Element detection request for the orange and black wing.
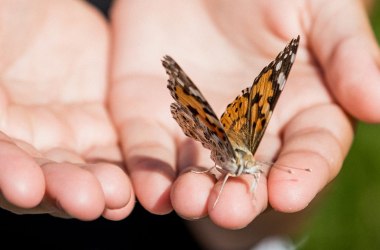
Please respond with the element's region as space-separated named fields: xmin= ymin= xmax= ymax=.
xmin=221 ymin=36 xmax=300 ymax=154
xmin=163 ymin=56 xmax=236 ymax=170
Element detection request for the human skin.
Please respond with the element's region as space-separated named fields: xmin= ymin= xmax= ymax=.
xmin=0 ymin=0 xmax=133 ymax=220
xmin=110 ymin=0 xmax=379 ymax=229
xmin=0 ymin=0 xmax=379 ymax=231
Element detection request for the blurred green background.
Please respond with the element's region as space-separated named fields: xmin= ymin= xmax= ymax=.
xmin=300 ymin=3 xmax=380 ymax=249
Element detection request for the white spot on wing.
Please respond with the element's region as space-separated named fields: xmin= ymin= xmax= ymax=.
xmin=177 ymin=78 xmax=186 ymax=87
xmin=275 ymin=60 xmax=282 ymax=71
xmin=290 ymin=52 xmax=295 ymax=63
xmin=278 ymin=72 xmax=286 ymax=90
xmin=189 ymin=87 xmax=202 ymax=97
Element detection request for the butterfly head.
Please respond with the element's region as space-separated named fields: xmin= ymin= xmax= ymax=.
xmin=232 ymin=147 xmax=261 ymax=176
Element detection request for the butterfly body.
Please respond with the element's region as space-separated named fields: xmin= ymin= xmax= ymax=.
xmin=163 ymin=36 xmax=300 ymax=207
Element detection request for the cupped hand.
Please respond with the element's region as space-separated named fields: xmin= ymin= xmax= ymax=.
xmin=109 ymin=0 xmax=379 ymax=228
xmin=0 ymin=0 xmax=134 ymax=220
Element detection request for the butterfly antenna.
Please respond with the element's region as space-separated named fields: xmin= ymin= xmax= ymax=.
xmin=258 ymin=161 xmax=312 ymax=174
xmin=212 ymin=173 xmax=231 ymax=209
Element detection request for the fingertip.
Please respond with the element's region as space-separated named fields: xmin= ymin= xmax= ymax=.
xmin=334 ymin=52 xmax=380 ymax=122
xmin=272 ymin=106 xmax=349 ymax=212
xmin=268 ymin=180 xmax=312 ymax=213
xmin=340 ymin=80 xmax=380 ymax=122
xmin=309 ymin=0 xmax=380 ymax=122
xmin=171 ymin=171 xmax=214 ymax=219
xmin=122 ymin=119 xmax=177 ymax=215
xmin=325 ymin=35 xmax=380 ymax=122
xmin=131 ymin=172 xmax=173 ymax=215
xmin=102 ymin=192 xmax=136 ymax=221
xmin=0 ymin=145 xmax=45 ymax=208
xmin=268 ymin=152 xmax=327 ymax=213
xmin=43 ymin=163 xmax=105 ymax=221
xmin=83 ymin=163 xmax=132 ymax=209
xmin=209 ymin=176 xmax=267 ymax=229
xmin=1 ymin=166 xmax=45 ymax=208
xmin=128 ymin=155 xmax=175 ymax=215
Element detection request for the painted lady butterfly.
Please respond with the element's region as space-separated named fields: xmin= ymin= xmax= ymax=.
xmin=163 ymin=36 xmax=300 ymax=207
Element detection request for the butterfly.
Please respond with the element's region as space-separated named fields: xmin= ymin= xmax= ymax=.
xmin=163 ymin=36 xmax=300 ymax=208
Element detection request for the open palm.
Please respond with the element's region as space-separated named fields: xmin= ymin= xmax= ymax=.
xmin=0 ymin=0 xmax=133 ymax=220
xmin=110 ymin=0 xmax=379 ymax=229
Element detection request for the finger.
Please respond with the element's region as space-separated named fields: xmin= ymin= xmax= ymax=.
xmin=0 ymin=135 xmax=45 ymax=208
xmin=171 ymin=171 xmax=214 ymax=220
xmin=208 ymin=174 xmax=269 ymax=229
xmin=110 ymin=74 xmax=177 ymax=215
xmin=268 ymin=104 xmax=354 ymax=212
xmin=102 ymin=192 xmax=135 ymax=221
xmin=82 ymin=163 xmax=134 ymax=220
xmin=309 ymin=0 xmax=380 ymax=122
xmin=120 ymin=118 xmax=177 ymax=215
xmin=170 ymin=139 xmax=215 ymax=220
xmin=44 ymin=146 xmax=133 ymax=219
xmin=82 ymin=163 xmax=131 ymax=209
xmin=171 ymin=139 xmax=268 ymax=229
xmin=41 ymin=162 xmax=106 ymax=221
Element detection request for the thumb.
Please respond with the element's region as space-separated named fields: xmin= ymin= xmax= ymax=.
xmin=309 ymin=0 xmax=380 ymax=122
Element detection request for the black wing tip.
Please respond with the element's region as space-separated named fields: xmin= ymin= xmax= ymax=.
xmin=162 ymin=55 xmax=183 ymax=76
xmin=291 ymin=35 xmax=300 ymax=44
xmin=270 ymin=35 xmax=300 ymax=64
xmin=162 ymin=55 xmax=173 ymax=68
xmin=162 ymin=55 xmax=176 ymax=90
xmin=162 ymin=54 xmax=173 ymax=62
xmin=288 ymin=35 xmax=300 ymax=53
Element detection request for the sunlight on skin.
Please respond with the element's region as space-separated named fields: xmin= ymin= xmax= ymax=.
xmin=0 ymin=0 xmax=134 ymax=220
xmin=110 ymin=0 xmax=379 ymax=230
xmin=0 ymin=0 xmax=379 ymax=235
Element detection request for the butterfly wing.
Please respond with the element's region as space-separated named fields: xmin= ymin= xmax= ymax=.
xmin=221 ymin=36 xmax=300 ymax=154
xmin=163 ymin=56 xmax=237 ymax=171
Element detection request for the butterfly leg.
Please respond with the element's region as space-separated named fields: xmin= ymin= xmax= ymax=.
xmin=190 ymin=163 xmax=216 ymax=174
xmin=249 ymin=170 xmax=264 ymax=203
xmin=212 ymin=173 xmax=231 ymax=209
xmin=250 ymin=171 xmax=261 ymax=193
